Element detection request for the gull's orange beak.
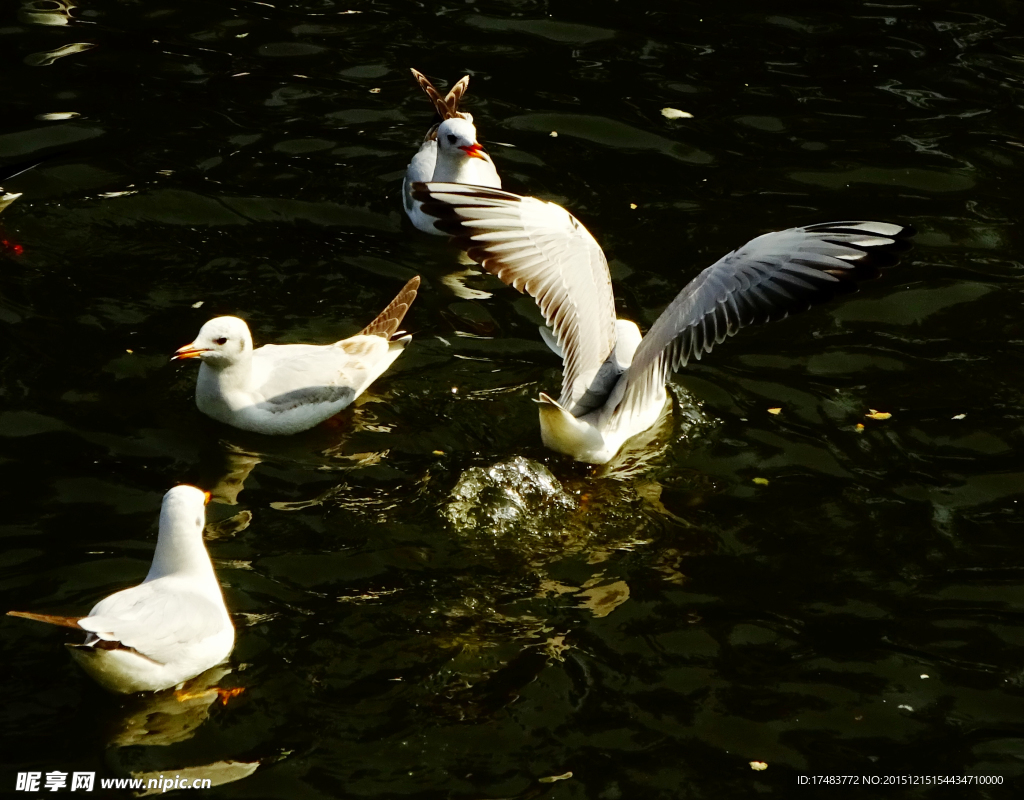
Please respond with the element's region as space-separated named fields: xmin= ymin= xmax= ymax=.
xmin=172 ymin=342 xmax=207 ymax=361
xmin=203 ymin=491 xmax=212 ymax=505
xmin=458 ymin=143 xmax=486 ymax=159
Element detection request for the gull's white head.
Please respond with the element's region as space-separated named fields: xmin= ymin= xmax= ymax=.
xmin=173 ymin=316 xmax=254 ymax=367
xmin=436 ymin=117 xmax=486 ymax=160
xmin=150 ymin=485 xmax=212 ymax=580
xmin=159 ymin=485 xmax=210 ymax=534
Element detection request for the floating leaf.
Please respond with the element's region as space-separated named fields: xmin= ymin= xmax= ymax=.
xmin=951 ymin=413 xmax=966 ymax=420
xmin=629 ymin=203 xmax=637 ymax=209
xmin=549 ymin=131 xmax=558 ymax=137
xmin=661 ymin=107 xmax=694 ymax=119
xmin=752 ymin=477 xmax=769 ymax=486
xmin=855 ymin=423 xmax=865 ymax=432
xmin=767 ymin=407 xmax=781 ymax=415
xmin=369 ymin=87 xmax=381 ymax=94
xmin=865 ymin=409 xmax=891 ymax=420
xmin=750 ymin=761 xmax=768 ymax=771
xmin=539 ymin=772 xmax=573 ymax=783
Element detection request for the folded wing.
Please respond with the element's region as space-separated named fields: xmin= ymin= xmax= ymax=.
xmin=413 ymin=182 xmax=618 ymax=414
xmin=80 ymin=582 xmax=226 ymax=666
xmin=616 ymin=221 xmax=913 ymax=422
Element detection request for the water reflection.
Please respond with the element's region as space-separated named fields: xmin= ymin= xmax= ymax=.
xmin=18 ymin=0 xmax=76 ymax=27
xmin=98 ymin=666 xmax=259 ymax=793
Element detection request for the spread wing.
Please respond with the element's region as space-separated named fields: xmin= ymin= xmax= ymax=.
xmin=80 ymin=581 xmax=227 ymax=666
xmin=358 ymin=276 xmax=420 ymax=338
xmin=614 ymin=221 xmax=914 ymax=422
xmin=410 ymin=68 xmax=471 ymax=121
xmin=413 ymin=182 xmax=617 ymax=415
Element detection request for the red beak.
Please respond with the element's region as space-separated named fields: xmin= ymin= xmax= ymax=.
xmin=458 ymin=143 xmax=486 ymax=159
xmin=172 ymin=342 xmax=207 ymax=360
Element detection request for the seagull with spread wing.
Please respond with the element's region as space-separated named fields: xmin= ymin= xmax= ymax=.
xmin=413 ymin=183 xmax=912 ymax=464
xmin=8 ymin=486 xmax=233 ymax=694
xmin=172 ymin=276 xmax=419 ymax=435
xmin=403 ymin=69 xmax=501 ymax=234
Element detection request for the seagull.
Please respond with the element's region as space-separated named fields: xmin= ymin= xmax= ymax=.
xmin=172 ymin=276 xmax=420 ymax=435
xmin=403 ymin=68 xmax=501 ymax=234
xmin=413 ymin=183 xmax=913 ymax=464
xmin=7 ymin=485 xmax=234 ymax=694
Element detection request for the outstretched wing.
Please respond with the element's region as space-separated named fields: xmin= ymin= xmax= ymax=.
xmin=81 ymin=581 xmax=227 ymax=666
xmin=615 ymin=221 xmax=913 ymax=422
xmin=410 ymin=68 xmax=471 ymax=121
xmin=413 ymin=182 xmax=617 ymax=415
xmin=358 ymin=276 xmax=421 ymax=338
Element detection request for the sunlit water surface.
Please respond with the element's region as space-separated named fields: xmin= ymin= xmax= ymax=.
xmin=3 ymin=0 xmax=1024 ymax=797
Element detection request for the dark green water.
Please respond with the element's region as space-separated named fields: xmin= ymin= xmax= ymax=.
xmin=3 ymin=0 xmax=1024 ymax=797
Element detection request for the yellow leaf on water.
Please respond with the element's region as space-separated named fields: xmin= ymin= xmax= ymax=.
xmin=865 ymin=409 xmax=892 ymax=420
xmin=855 ymin=423 xmax=865 ymax=432
xmin=767 ymin=407 xmax=781 ymax=415
xmin=750 ymin=761 xmax=768 ymax=771
xmin=661 ymin=107 xmax=694 ymax=119
xmin=630 ymin=203 xmax=638 ymax=209
xmin=550 ymin=131 xmax=558 ymax=137
xmin=951 ymin=413 xmax=966 ymax=420
xmin=539 ymin=772 xmax=573 ymax=783
xmin=752 ymin=477 xmax=769 ymax=486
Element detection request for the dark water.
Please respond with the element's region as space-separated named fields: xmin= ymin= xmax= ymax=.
xmin=3 ymin=0 xmax=1024 ymax=796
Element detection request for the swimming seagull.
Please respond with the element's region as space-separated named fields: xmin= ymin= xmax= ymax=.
xmin=172 ymin=276 xmax=420 ymax=435
xmin=403 ymin=68 xmax=501 ymax=234
xmin=7 ymin=485 xmax=234 ymax=694
xmin=413 ymin=183 xmax=913 ymax=464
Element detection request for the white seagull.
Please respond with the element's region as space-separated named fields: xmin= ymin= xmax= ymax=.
xmin=413 ymin=183 xmax=912 ymax=464
xmin=172 ymin=276 xmax=420 ymax=435
xmin=8 ymin=485 xmax=234 ymax=694
xmin=403 ymin=68 xmax=501 ymax=234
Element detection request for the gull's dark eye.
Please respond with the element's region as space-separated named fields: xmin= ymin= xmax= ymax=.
xmin=215 ymin=337 xmax=228 ymax=345
xmin=446 ymin=134 xmax=457 ymax=145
